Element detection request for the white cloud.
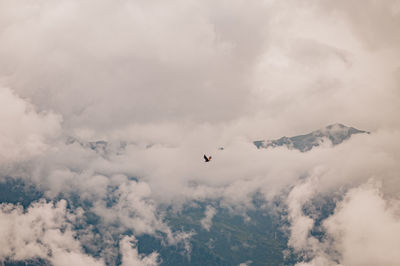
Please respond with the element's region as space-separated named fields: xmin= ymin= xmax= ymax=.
xmin=91 ymin=179 xmax=167 ymax=236
xmin=0 ymin=200 xmax=104 ymax=266
xmin=324 ymin=182 xmax=400 ymax=266
xmin=120 ymin=236 xmax=159 ymax=266
xmin=200 ymin=206 xmax=216 ymax=231
xmin=289 ymin=179 xmax=400 ymax=266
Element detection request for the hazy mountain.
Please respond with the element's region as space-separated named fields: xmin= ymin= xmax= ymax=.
xmin=1 ymin=124 xmax=370 ymax=266
xmin=66 ymin=136 xmax=127 ymax=157
xmin=67 ymin=124 xmax=368 ymax=157
xmin=254 ymin=123 xmax=369 ymax=152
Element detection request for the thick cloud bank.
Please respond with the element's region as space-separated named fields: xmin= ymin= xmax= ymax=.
xmin=0 ymin=87 xmax=60 ymax=163
xmin=0 ymin=0 xmax=400 ymax=265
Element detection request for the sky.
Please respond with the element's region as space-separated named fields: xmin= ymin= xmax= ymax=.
xmin=1 ymin=0 xmax=400 ymax=265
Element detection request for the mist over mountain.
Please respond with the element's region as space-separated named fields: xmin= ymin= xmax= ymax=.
xmin=0 ymin=124 xmax=374 ymax=266
xmin=1 ymin=1 xmax=400 ymax=266
xmin=67 ymin=123 xmax=368 ymax=157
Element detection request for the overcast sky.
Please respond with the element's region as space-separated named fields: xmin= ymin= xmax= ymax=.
xmin=1 ymin=1 xmax=400 ymax=265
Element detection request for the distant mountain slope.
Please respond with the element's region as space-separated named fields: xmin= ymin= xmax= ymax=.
xmin=254 ymin=123 xmax=369 ymax=152
xmin=66 ymin=137 xmax=127 ymax=158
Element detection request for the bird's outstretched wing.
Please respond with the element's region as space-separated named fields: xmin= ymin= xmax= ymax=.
xmin=203 ymin=154 xmax=209 ymax=162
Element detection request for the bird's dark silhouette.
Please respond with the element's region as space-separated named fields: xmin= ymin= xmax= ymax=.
xmin=203 ymin=154 xmax=212 ymax=162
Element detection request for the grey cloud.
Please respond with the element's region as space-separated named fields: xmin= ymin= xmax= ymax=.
xmin=314 ymin=0 xmax=400 ymax=50
xmin=0 ymin=0 xmax=273 ymax=132
xmin=0 ymin=87 xmax=61 ymax=164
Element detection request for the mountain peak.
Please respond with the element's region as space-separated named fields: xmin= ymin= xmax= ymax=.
xmin=254 ymin=124 xmax=369 ymax=152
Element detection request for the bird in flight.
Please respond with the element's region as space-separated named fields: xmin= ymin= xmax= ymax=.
xmin=203 ymin=154 xmax=212 ymax=162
